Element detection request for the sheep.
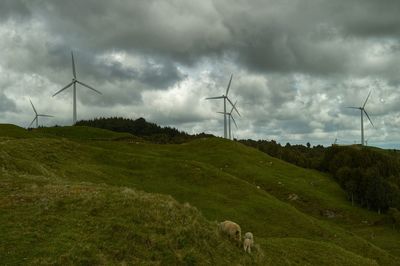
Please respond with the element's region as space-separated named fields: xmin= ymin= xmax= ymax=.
xmin=244 ymin=232 xmax=253 ymax=240
xmin=243 ymin=232 xmax=254 ymax=253
xmin=218 ymin=220 xmax=241 ymax=246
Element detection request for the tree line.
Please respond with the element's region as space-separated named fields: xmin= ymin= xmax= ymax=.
xmin=320 ymin=145 xmax=400 ymax=214
xmin=239 ymin=139 xmax=400 ymax=216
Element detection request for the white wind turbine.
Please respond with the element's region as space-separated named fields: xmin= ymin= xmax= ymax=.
xmin=218 ymin=100 xmax=240 ymax=140
xmin=53 ymin=51 xmax=102 ymax=124
xmin=28 ymin=99 xmax=53 ymax=128
xmin=346 ymin=91 xmax=374 ymax=146
xmin=206 ymin=74 xmax=240 ymax=138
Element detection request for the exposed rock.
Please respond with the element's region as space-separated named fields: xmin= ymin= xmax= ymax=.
xmin=320 ymin=209 xmax=336 ymax=218
xmin=288 ymin=193 xmax=299 ymax=201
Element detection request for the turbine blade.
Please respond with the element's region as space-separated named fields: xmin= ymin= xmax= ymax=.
xmin=345 ymin=106 xmax=360 ymax=109
xmin=231 ymin=115 xmax=238 ymax=129
xmin=217 ymin=111 xmax=226 ymax=115
xmin=76 ymin=80 xmax=102 ymax=94
xmin=29 ymin=99 xmax=37 ymax=115
xmin=53 ymin=81 xmax=74 ymax=97
xmin=72 ymin=51 xmax=76 ymax=79
xmin=364 ymin=110 xmax=374 ymax=127
xmin=28 ymin=117 xmax=36 ymax=128
xmin=225 ymin=74 xmax=233 ymax=96
xmin=227 ymin=97 xmax=240 ymax=116
xmin=229 ymin=100 xmax=237 ymax=114
xmin=205 ymin=96 xmax=224 ymax=100
xmin=363 ymin=90 xmax=371 ymax=108
xmin=38 ymin=114 xmax=54 ymax=117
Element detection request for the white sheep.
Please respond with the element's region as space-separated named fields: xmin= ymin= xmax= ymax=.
xmin=243 ymin=232 xmax=254 ymax=253
xmin=219 ymin=220 xmax=241 ymax=245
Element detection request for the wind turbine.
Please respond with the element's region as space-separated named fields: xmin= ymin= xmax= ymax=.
xmin=346 ymin=91 xmax=374 ymax=146
xmin=53 ymin=51 xmax=102 ymax=124
xmin=28 ymin=99 xmax=53 ymax=128
xmin=206 ymin=74 xmax=239 ymax=138
xmin=218 ymin=100 xmax=240 ymax=140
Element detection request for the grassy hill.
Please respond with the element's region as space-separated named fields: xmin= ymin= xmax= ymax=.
xmin=240 ymin=139 xmax=400 ymax=214
xmin=37 ymin=126 xmax=140 ymax=141
xmin=1 ymin=125 xmax=399 ymax=265
xmin=1 ymin=181 xmax=262 ymax=265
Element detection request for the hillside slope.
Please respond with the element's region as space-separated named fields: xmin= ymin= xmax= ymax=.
xmin=1 ymin=179 xmax=263 ymax=265
xmin=1 ymin=125 xmax=399 ymax=265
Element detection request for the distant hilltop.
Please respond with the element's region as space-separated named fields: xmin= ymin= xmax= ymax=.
xmin=75 ymin=117 xmax=214 ymax=144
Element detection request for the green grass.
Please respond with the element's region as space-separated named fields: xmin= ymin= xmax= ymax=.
xmin=1 ymin=124 xmax=399 ymax=265
xmin=0 ymin=180 xmax=261 ymax=265
xmin=37 ymin=126 xmax=140 ymax=141
xmin=0 ymin=124 xmax=36 ymax=139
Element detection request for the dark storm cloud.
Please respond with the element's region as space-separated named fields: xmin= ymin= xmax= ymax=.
xmin=6 ymin=0 xmax=400 ymax=77
xmin=12 ymin=0 xmax=395 ymax=78
xmin=138 ymin=59 xmax=186 ymax=89
xmin=31 ymin=1 xmax=230 ymax=64
xmin=329 ymin=0 xmax=400 ymax=37
xmin=0 ymin=0 xmax=31 ymax=21
xmin=215 ymin=0 xmax=400 ymax=75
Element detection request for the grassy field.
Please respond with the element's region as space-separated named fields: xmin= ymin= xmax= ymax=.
xmin=1 ymin=124 xmax=399 ymax=265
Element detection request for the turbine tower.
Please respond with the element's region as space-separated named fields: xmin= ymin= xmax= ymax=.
xmin=218 ymin=100 xmax=240 ymax=140
xmin=53 ymin=51 xmax=102 ymax=124
xmin=346 ymin=91 xmax=374 ymax=146
xmin=206 ymin=74 xmax=239 ymax=138
xmin=28 ymin=99 xmax=53 ymax=128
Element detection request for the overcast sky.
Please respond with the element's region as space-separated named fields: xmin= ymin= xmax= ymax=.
xmin=1 ymin=0 xmax=400 ymax=147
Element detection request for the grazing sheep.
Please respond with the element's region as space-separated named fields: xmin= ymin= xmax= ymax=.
xmin=244 ymin=232 xmax=253 ymax=239
xmin=219 ymin=220 xmax=241 ymax=245
xmin=243 ymin=232 xmax=254 ymax=253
